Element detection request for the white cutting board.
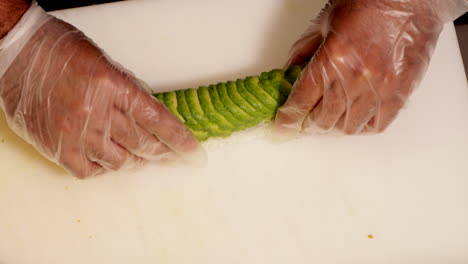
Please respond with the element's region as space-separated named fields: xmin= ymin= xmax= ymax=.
xmin=1 ymin=1 xmax=468 ymax=263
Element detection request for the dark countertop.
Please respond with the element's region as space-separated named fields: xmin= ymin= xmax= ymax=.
xmin=456 ymin=25 xmax=468 ymax=79
xmin=455 ymin=13 xmax=468 ymax=79
xmin=37 ymin=0 xmax=124 ymax=11
xmin=455 ymin=13 xmax=468 ymax=25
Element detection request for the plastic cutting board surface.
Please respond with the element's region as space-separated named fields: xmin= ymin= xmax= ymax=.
xmin=1 ymin=0 xmax=468 ymax=263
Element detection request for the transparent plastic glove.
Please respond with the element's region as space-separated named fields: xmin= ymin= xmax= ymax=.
xmin=0 ymin=2 xmax=203 ymax=178
xmin=275 ymin=0 xmax=468 ymax=136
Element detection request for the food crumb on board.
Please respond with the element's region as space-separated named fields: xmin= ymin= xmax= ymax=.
xmin=368 ymin=234 xmax=374 ymax=239
xmin=1 ymin=138 xmax=4 ymax=143
xmin=88 ymin=235 xmax=93 ymax=239
xmin=76 ymin=219 xmax=81 ymax=223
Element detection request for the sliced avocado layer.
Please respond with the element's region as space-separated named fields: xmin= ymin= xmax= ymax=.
xmin=153 ymin=65 xmax=304 ymax=141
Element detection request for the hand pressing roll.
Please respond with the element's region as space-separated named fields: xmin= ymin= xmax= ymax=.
xmin=275 ymin=0 xmax=468 ymax=135
xmin=0 ymin=2 xmax=203 ymax=178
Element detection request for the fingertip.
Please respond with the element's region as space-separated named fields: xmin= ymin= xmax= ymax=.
xmin=274 ymin=80 xmax=316 ymax=136
xmin=161 ymin=124 xmax=203 ymax=154
xmin=158 ymin=128 xmax=207 ymax=167
xmin=302 ymin=117 xmax=328 ymax=135
xmin=178 ymin=143 xmax=207 ymax=168
xmin=301 ymin=111 xmax=319 ymax=134
xmin=302 ymin=110 xmax=348 ymax=136
xmin=268 ymin=121 xmax=302 ymax=144
xmin=274 ymin=108 xmax=303 ymax=136
xmin=60 ymin=152 xmax=106 ymax=179
xmin=181 ymin=133 xmax=203 ymax=153
xmin=71 ymin=164 xmax=105 ymax=180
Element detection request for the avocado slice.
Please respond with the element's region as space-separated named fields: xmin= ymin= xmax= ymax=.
xmin=215 ymin=83 xmax=256 ymax=124
xmin=207 ymin=85 xmax=246 ymax=129
xmin=152 ymin=64 xmax=306 ymax=142
xmin=235 ymin=79 xmax=271 ymax=116
xmin=184 ymin=89 xmax=231 ymax=137
xmin=259 ymin=71 xmax=282 ymax=102
xmin=225 ymin=80 xmax=262 ymax=118
xmin=197 ymin=86 xmax=234 ymax=130
xmin=162 ymin=91 xmax=185 ymax=122
xmin=244 ymin=76 xmax=277 ymax=110
xmin=174 ymin=90 xmax=209 ymax=141
xmin=285 ymin=65 xmax=303 ymax=84
xmin=155 ymin=93 xmax=165 ymax=102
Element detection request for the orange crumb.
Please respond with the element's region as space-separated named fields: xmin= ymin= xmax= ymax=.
xmin=368 ymin=234 xmax=374 ymax=239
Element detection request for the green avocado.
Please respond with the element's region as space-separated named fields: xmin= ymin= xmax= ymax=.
xmin=235 ymin=79 xmax=271 ymax=115
xmin=155 ymin=93 xmax=165 ymax=102
xmin=225 ymin=81 xmax=261 ymax=119
xmin=153 ymin=65 xmax=304 ymax=141
xmin=197 ymin=86 xmax=234 ymax=130
xmin=259 ymin=70 xmax=282 ymax=102
xmin=216 ymin=83 xmax=256 ymax=124
xmin=207 ymin=85 xmax=244 ymax=128
xmin=244 ymin=76 xmax=277 ymax=111
xmin=163 ymin=91 xmax=185 ymax=122
xmin=185 ymin=89 xmax=230 ymax=137
xmin=175 ymin=90 xmax=209 ymax=141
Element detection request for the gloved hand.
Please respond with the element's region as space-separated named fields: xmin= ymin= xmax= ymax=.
xmin=0 ymin=2 xmax=203 ymax=178
xmin=275 ymin=0 xmax=468 ymax=135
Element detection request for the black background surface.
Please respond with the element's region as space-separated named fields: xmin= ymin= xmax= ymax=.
xmin=37 ymin=0 xmax=467 ymax=25
xmin=455 ymin=13 xmax=468 ymax=25
xmin=37 ymin=0 xmax=124 ymax=11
